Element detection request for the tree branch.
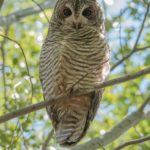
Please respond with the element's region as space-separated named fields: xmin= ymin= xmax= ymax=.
xmin=111 ymin=3 xmax=150 ymax=71
xmin=71 ymin=104 xmax=150 ymax=150
xmin=136 ymin=45 xmax=150 ymax=52
xmin=95 ymin=67 xmax=150 ymax=89
xmin=0 ymin=0 xmax=56 ymax=26
xmin=0 ymin=67 xmax=149 ymax=124
xmin=114 ymin=136 xmax=150 ymax=150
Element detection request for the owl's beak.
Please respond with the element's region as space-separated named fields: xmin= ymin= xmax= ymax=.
xmin=72 ymin=21 xmax=82 ymax=29
xmin=72 ymin=15 xmax=82 ymax=29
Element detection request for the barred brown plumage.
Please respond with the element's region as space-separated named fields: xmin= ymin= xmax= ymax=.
xmin=40 ymin=0 xmax=110 ymax=146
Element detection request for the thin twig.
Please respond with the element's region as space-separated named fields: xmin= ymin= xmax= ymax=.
xmin=118 ymin=9 xmax=127 ymax=72
xmin=42 ymin=129 xmax=54 ymax=150
xmin=8 ymin=120 xmax=20 ymax=150
xmin=0 ymin=26 xmax=9 ymax=107
xmin=20 ymin=123 xmax=29 ymax=150
xmin=32 ymin=0 xmax=50 ymax=23
xmin=113 ymin=7 xmax=129 ymax=23
xmin=0 ymin=67 xmax=150 ymax=124
xmin=114 ymin=136 xmax=150 ymax=150
xmin=111 ymin=3 xmax=150 ymax=71
xmin=136 ymin=45 xmax=150 ymax=51
xmin=0 ymin=34 xmax=34 ymax=103
xmin=8 ymin=120 xmax=29 ymax=150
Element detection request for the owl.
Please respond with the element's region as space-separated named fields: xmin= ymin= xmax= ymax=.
xmin=40 ymin=0 xmax=110 ymax=146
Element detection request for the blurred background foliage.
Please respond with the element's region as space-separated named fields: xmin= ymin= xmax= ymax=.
xmin=0 ymin=0 xmax=150 ymax=150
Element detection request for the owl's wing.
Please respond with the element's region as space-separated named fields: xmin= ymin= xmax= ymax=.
xmin=39 ymin=37 xmax=54 ymax=101
xmin=88 ymin=90 xmax=103 ymax=121
xmin=40 ymin=42 xmax=48 ymax=87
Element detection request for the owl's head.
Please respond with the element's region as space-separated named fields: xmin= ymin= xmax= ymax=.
xmin=51 ymin=0 xmax=104 ymax=29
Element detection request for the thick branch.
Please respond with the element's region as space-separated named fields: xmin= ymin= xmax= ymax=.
xmin=0 ymin=67 xmax=149 ymax=123
xmin=114 ymin=136 xmax=150 ymax=150
xmin=111 ymin=3 xmax=150 ymax=71
xmin=0 ymin=0 xmax=56 ymax=26
xmin=71 ymin=108 xmax=150 ymax=150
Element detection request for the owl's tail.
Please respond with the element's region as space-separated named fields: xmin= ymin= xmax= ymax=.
xmin=51 ymin=91 xmax=102 ymax=146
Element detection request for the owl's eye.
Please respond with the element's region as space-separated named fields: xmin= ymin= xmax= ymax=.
xmin=63 ymin=7 xmax=72 ymax=17
xmin=82 ymin=7 xmax=94 ymax=18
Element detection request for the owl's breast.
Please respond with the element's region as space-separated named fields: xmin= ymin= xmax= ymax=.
xmin=57 ymin=30 xmax=109 ymax=92
xmin=40 ymin=28 xmax=109 ymax=98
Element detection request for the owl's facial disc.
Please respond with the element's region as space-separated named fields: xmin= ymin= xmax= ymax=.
xmin=58 ymin=3 xmax=99 ymax=29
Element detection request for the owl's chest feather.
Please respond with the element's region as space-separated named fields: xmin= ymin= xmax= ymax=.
xmin=58 ymin=30 xmax=105 ymax=61
xmin=40 ymin=28 xmax=109 ymax=97
xmin=51 ymin=30 xmax=108 ymax=92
